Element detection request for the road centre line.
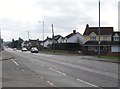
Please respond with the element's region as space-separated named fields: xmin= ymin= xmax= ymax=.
xmin=49 ymin=67 xmax=66 ymax=75
xmin=41 ymin=65 xmax=45 ymax=66
xmin=77 ymin=79 xmax=99 ymax=88
xmin=40 ymin=77 xmax=43 ymax=79
xmin=11 ymin=59 xmax=19 ymax=66
xmin=46 ymin=81 xmax=54 ymax=86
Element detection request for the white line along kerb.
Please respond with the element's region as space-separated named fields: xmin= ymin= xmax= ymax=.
xmin=77 ymin=79 xmax=99 ymax=87
xmin=11 ymin=59 xmax=19 ymax=66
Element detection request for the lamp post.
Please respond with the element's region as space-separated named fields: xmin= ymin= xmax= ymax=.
xmin=38 ymin=21 xmax=44 ymax=48
xmin=98 ymin=0 xmax=101 ymax=57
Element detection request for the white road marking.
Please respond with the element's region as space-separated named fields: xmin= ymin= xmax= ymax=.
xmin=41 ymin=65 xmax=45 ymax=67
xmin=40 ymin=77 xmax=43 ymax=79
xmin=21 ymin=69 xmax=24 ymax=71
xmin=49 ymin=68 xmax=66 ymax=75
xmin=77 ymin=79 xmax=99 ymax=87
xmin=46 ymin=81 xmax=54 ymax=86
xmin=11 ymin=59 xmax=19 ymax=66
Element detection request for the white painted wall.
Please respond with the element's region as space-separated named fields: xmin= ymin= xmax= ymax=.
xmin=111 ymin=46 xmax=120 ymax=52
xmin=44 ymin=40 xmax=52 ymax=48
xmin=67 ymin=33 xmax=84 ymax=44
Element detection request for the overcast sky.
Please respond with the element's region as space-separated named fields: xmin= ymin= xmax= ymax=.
xmin=0 ymin=0 xmax=119 ymax=41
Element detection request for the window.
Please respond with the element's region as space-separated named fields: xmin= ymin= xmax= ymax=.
xmin=113 ymin=33 xmax=120 ymax=41
xmin=103 ymin=36 xmax=107 ymax=41
xmin=114 ymin=37 xmax=119 ymax=41
xmin=90 ymin=36 xmax=96 ymax=41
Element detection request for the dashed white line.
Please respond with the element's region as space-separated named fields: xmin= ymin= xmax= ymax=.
xmin=77 ymin=79 xmax=99 ymax=87
xmin=46 ymin=81 xmax=54 ymax=86
xmin=21 ymin=69 xmax=24 ymax=71
xmin=11 ymin=59 xmax=19 ymax=66
xmin=49 ymin=67 xmax=66 ymax=75
xmin=40 ymin=77 xmax=43 ymax=79
xmin=41 ymin=65 xmax=45 ymax=67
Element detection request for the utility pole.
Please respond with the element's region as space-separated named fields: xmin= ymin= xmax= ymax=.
xmin=98 ymin=0 xmax=101 ymax=57
xmin=38 ymin=21 xmax=44 ymax=49
xmin=43 ymin=22 xmax=44 ymax=48
xmin=28 ymin=30 xmax=29 ymax=41
xmin=52 ymin=24 xmax=55 ymax=53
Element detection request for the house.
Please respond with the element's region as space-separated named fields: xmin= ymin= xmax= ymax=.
xmin=21 ymin=39 xmax=42 ymax=50
xmin=53 ymin=35 xmax=63 ymax=43
xmin=64 ymin=30 xmax=84 ymax=44
xmin=0 ymin=38 xmax=3 ymax=51
xmin=44 ymin=37 xmax=52 ymax=48
xmin=108 ymin=32 xmax=120 ymax=56
xmin=43 ymin=35 xmax=63 ymax=48
xmin=83 ymin=24 xmax=113 ymax=55
xmin=21 ymin=40 xmax=29 ymax=48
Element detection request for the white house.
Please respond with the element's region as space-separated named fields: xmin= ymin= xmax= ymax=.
xmin=64 ymin=30 xmax=84 ymax=44
xmin=111 ymin=32 xmax=120 ymax=53
xmin=44 ymin=37 xmax=52 ymax=48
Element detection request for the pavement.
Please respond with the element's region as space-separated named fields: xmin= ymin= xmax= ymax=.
xmin=0 ymin=51 xmax=14 ymax=61
xmin=81 ymin=56 xmax=120 ymax=64
xmin=39 ymin=51 xmax=120 ymax=64
xmin=1 ymin=50 xmax=119 ymax=64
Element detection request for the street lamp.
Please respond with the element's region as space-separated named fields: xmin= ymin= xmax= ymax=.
xmin=38 ymin=21 xmax=44 ymax=48
xmin=98 ymin=0 xmax=101 ymax=57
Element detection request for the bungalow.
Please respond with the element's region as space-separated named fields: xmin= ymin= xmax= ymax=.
xmin=83 ymin=24 xmax=113 ymax=55
xmin=44 ymin=35 xmax=63 ymax=48
xmin=64 ymin=30 xmax=84 ymax=44
xmin=44 ymin=37 xmax=52 ymax=48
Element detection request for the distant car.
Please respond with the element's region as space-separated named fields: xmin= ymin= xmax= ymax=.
xmin=31 ymin=47 xmax=38 ymax=53
xmin=21 ymin=47 xmax=27 ymax=52
xmin=13 ymin=48 xmax=17 ymax=51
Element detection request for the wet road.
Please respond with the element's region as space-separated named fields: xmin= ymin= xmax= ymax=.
xmin=2 ymin=49 xmax=118 ymax=88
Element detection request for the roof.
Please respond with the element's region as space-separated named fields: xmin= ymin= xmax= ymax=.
xmin=53 ymin=35 xmax=62 ymax=41
xmin=66 ymin=32 xmax=82 ymax=38
xmin=44 ymin=37 xmax=52 ymax=42
xmin=83 ymin=24 xmax=113 ymax=35
xmin=84 ymin=41 xmax=110 ymax=46
xmin=112 ymin=32 xmax=120 ymax=36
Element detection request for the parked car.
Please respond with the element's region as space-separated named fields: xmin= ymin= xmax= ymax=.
xmin=21 ymin=47 xmax=27 ymax=52
xmin=31 ymin=47 xmax=38 ymax=53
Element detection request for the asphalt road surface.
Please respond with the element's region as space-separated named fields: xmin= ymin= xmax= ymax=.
xmin=2 ymin=48 xmax=119 ymax=88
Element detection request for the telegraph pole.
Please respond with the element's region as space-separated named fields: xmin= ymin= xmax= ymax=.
xmin=98 ymin=0 xmax=101 ymax=57
xmin=52 ymin=24 xmax=55 ymax=53
xmin=28 ymin=30 xmax=29 ymax=41
xmin=38 ymin=21 xmax=44 ymax=48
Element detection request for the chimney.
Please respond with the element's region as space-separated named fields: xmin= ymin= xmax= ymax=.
xmin=73 ymin=30 xmax=76 ymax=34
xmin=86 ymin=24 xmax=89 ymax=28
xmin=47 ymin=36 xmax=49 ymax=39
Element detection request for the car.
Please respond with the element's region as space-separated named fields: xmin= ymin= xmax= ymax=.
xmin=13 ymin=48 xmax=17 ymax=51
xmin=21 ymin=47 xmax=27 ymax=52
xmin=31 ymin=47 xmax=38 ymax=53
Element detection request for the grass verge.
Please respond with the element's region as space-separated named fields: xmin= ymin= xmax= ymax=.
xmin=97 ymin=56 xmax=120 ymax=60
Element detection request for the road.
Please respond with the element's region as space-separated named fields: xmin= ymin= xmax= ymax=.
xmin=2 ymin=48 xmax=118 ymax=88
